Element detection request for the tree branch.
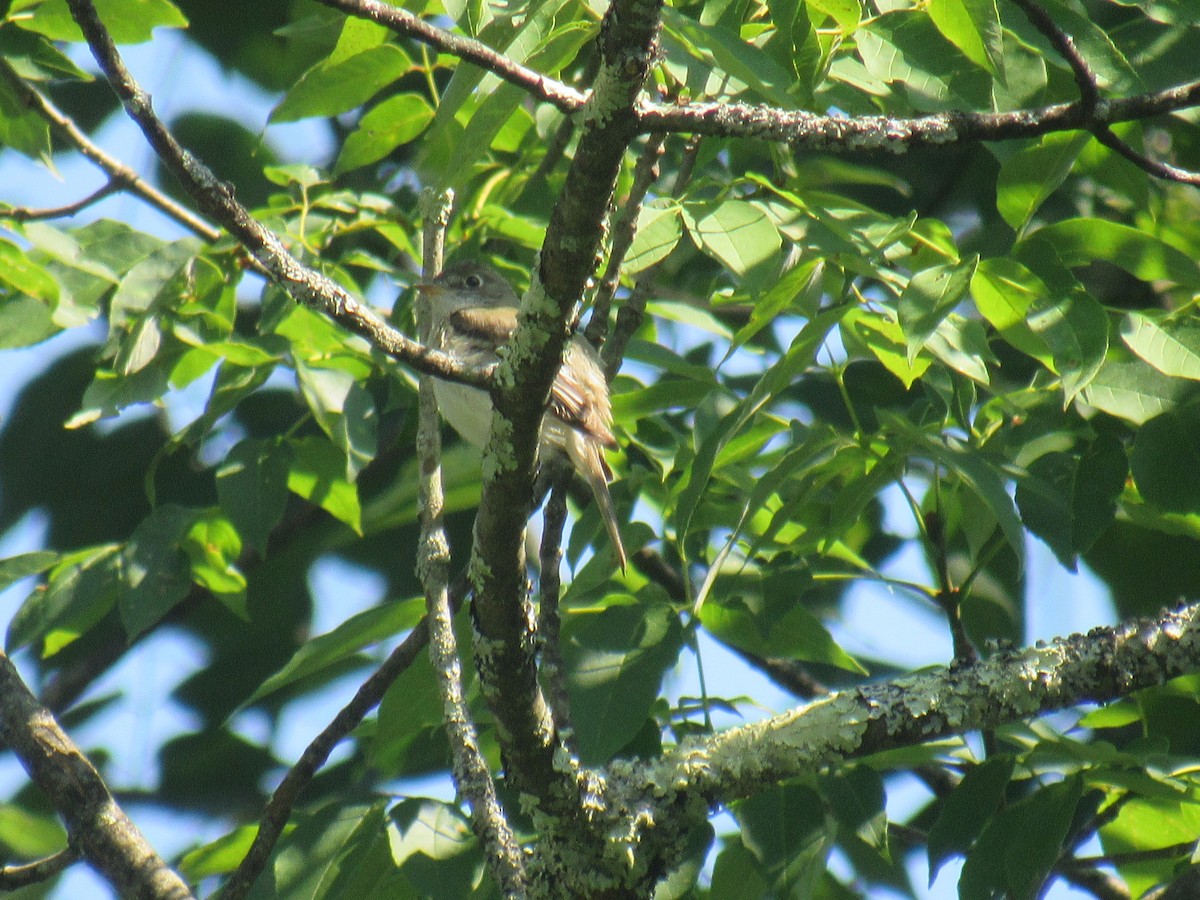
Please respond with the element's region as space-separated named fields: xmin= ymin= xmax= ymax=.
xmin=463 ymin=0 xmax=663 ymax=808
xmin=0 ymin=847 xmax=80 ymax=890
xmin=0 ymin=650 xmax=192 ymax=899
xmin=312 ymin=0 xmax=586 ymax=112
xmin=646 ymin=601 xmax=1200 ymax=803
xmin=636 ymin=79 xmax=1200 ymax=162
xmin=416 ymin=190 xmax=527 ymax=897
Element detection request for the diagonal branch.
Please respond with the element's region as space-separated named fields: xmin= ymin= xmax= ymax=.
xmin=0 ymin=649 xmax=192 ymax=900
xmin=62 ymin=0 xmax=492 ymax=392
xmin=312 ymin=0 xmax=586 ymax=112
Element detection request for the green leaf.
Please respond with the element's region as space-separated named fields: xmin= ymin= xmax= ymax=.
xmin=0 ymin=72 xmax=51 ymax=160
xmin=927 ymin=0 xmax=1002 ymax=74
xmin=0 ymin=236 xmax=59 ymax=302
xmin=181 ymin=511 xmax=246 ymax=613
xmin=179 ymin=825 xmax=266 ymax=881
xmin=1030 ymin=218 xmax=1200 ymax=287
xmin=662 ymin=7 xmax=799 ymax=108
xmin=897 ymin=257 xmax=978 ymax=359
xmin=6 ymin=546 xmax=119 ymax=654
xmin=972 ymin=257 xmax=1108 ymax=401
xmin=334 ymin=93 xmax=434 ymax=174
xmin=118 ymin=505 xmax=198 ymax=639
xmin=842 ymin=307 xmax=932 ymax=389
xmin=0 ymin=294 xmax=59 ymax=348
xmin=926 ymin=313 xmax=994 ymax=385
xmin=683 ymin=200 xmax=781 ymax=278
xmin=624 ymin=201 xmax=683 ymax=274
xmin=295 ymin=361 xmax=379 ymax=480
xmin=249 ymin=598 xmax=425 ymax=705
xmin=1016 ymin=433 xmax=1127 ymax=569
xmin=737 ymin=783 xmax=833 ymax=894
xmin=673 ymin=307 xmax=842 ymax=545
xmin=216 ymin=438 xmax=292 ymax=556
xmin=563 ymin=599 xmax=685 ymax=764
xmin=701 ymin=588 xmax=866 ymax=674
xmin=1081 ymin=356 xmax=1195 ymax=425
xmin=806 ymin=0 xmax=861 ymax=33
xmin=13 ymin=0 xmax=187 ymax=43
xmin=1132 ymin=407 xmax=1200 ymax=515
xmin=959 ymin=777 xmax=1083 ymax=900
xmin=270 ymin=43 xmax=413 ymax=123
xmin=928 ymin=756 xmax=1014 ymax=878
xmin=0 ymin=805 xmax=67 ymax=857
xmin=996 ymin=133 xmax=1090 ymax=232
xmin=0 ymin=551 xmax=58 ymax=592
xmin=287 ymin=436 xmax=363 ymax=534
xmin=709 ymin=841 xmax=770 ymax=900
xmin=1121 ymin=312 xmax=1200 ymax=381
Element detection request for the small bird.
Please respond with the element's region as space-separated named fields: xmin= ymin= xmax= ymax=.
xmin=416 ymin=261 xmax=627 ymax=571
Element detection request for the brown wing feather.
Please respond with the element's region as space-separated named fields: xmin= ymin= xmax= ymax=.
xmin=453 ymin=309 xmax=617 ymax=448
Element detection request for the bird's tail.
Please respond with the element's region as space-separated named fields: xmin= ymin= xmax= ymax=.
xmin=573 ymin=438 xmax=628 ymax=573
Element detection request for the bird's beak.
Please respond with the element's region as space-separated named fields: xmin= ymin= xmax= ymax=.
xmin=414 ymin=281 xmax=443 ymax=298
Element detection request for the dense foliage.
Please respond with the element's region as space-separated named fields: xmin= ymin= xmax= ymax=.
xmin=2 ymin=0 xmax=1200 ymax=897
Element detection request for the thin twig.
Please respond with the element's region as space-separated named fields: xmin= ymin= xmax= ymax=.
xmin=585 ymin=132 xmax=667 ymax=346
xmin=1 ymin=182 xmax=122 ymax=222
xmin=0 ymin=847 xmax=80 ymax=889
xmin=0 ymin=61 xmax=220 ymax=240
xmin=313 ymin=0 xmax=586 ymax=112
xmin=537 ymin=467 xmax=576 ymax=743
xmin=216 ymin=595 xmax=463 ymax=900
xmin=1008 ymin=0 xmax=1200 ymax=186
xmin=416 ymin=189 xmax=527 ymax=897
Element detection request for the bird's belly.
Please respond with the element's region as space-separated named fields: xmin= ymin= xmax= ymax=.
xmin=433 ymin=379 xmax=495 ymax=448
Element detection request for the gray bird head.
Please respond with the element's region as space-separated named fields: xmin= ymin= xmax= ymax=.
xmin=416 ymin=261 xmax=519 ymax=316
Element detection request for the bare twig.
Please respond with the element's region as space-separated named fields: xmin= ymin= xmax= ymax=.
xmin=0 ymin=61 xmax=219 ymax=240
xmin=0 ymin=847 xmax=80 ymax=890
xmin=1 ymin=182 xmax=122 ymax=222
xmin=536 ymin=466 xmax=576 ymax=742
xmin=0 ymin=650 xmax=192 ymax=899
xmin=585 ymin=132 xmax=667 ymax=346
xmin=313 ymin=0 xmax=586 ymax=113
xmin=416 ymin=190 xmax=527 ymax=897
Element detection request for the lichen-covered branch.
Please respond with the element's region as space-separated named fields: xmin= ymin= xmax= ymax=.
xmin=637 ymin=77 xmax=1200 ymax=182
xmin=0 ymin=650 xmax=192 ymax=900
xmin=464 ymin=0 xmax=664 ymax=808
xmin=644 ymin=601 xmax=1200 ymax=802
xmin=416 ymin=191 xmax=527 ymax=898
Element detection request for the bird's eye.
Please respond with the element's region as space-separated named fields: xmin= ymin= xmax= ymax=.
xmin=464 ymin=274 xmax=484 ymax=289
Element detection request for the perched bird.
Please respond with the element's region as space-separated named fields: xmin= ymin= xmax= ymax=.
xmin=416 ymin=261 xmax=627 ymax=571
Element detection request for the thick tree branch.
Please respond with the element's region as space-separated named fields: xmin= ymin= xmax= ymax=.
xmin=0 ymin=650 xmax=192 ymax=899
xmin=313 ymin=0 xmax=586 ymax=113
xmin=63 ymin=0 xmax=491 ymax=393
xmin=643 ymin=601 xmax=1200 ymax=803
xmin=416 ymin=191 xmax=527 ymax=897
xmin=463 ymin=0 xmax=663 ymax=808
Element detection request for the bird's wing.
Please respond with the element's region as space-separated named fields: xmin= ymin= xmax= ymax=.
xmin=451 ymin=308 xmax=617 ymax=449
